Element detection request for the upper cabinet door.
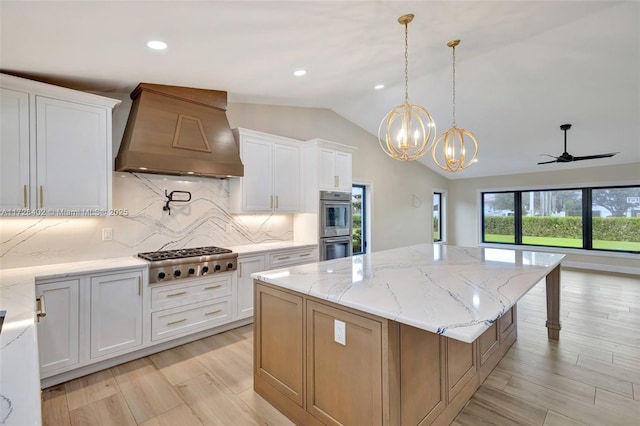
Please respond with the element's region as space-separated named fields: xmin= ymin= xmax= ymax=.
xmin=273 ymin=143 xmax=301 ymax=212
xmin=318 ymin=149 xmax=336 ymax=190
xmin=240 ymin=136 xmax=274 ymax=212
xmin=334 ymin=151 xmax=352 ymax=192
xmin=0 ymin=88 xmax=30 ymax=209
xmin=36 ymin=96 xmax=108 ymax=211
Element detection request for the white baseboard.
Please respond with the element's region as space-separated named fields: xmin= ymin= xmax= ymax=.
xmin=562 ymin=261 xmax=640 ymax=276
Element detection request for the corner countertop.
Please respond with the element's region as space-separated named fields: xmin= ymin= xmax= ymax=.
xmin=252 ymin=244 xmax=565 ymax=343
xmin=0 ymin=257 xmax=148 ymax=426
xmin=0 ymin=241 xmax=317 ymax=426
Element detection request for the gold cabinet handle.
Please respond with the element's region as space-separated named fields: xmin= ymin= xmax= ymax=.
xmin=275 ymin=195 xmax=279 ymax=209
xmin=39 ymin=185 xmax=43 ymax=208
xmin=238 ymin=263 xmax=242 ymax=277
xmin=167 ymin=318 xmax=187 ymax=325
xmin=270 ymin=195 xmax=273 ymax=209
xmin=36 ymin=295 xmax=47 ymax=322
xmin=277 ymin=256 xmax=290 ymax=260
xmin=204 ymin=285 xmax=222 ymax=290
xmin=334 ymin=176 xmax=338 ymax=188
xmin=166 ymin=291 xmax=187 ymax=298
xmin=138 ymin=276 xmax=142 ymax=296
xmin=204 ymin=309 xmax=222 ymax=316
xmin=23 ymin=185 xmax=27 ymax=208
xmin=299 ymin=253 xmax=311 ymax=257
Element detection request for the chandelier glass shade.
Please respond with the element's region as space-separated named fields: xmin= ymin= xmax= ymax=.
xmin=431 ymin=39 xmax=478 ymax=172
xmin=378 ymin=14 xmax=436 ymax=162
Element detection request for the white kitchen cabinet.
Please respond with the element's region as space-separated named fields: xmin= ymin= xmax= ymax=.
xmin=89 ymin=270 xmax=144 ymax=359
xmin=318 ymin=148 xmax=352 ymax=192
xmin=0 ymin=73 xmax=120 ymax=213
xmin=302 ymin=139 xmax=356 ymax=213
xmin=36 ymin=266 xmax=147 ymax=381
xmin=230 ymin=128 xmax=302 ymax=213
xmin=35 ymin=278 xmax=81 ymax=376
xmin=148 ymin=273 xmax=235 ymax=342
xmin=236 ymin=245 xmax=317 ymax=320
xmin=237 ymin=254 xmax=266 ymax=319
xmin=0 ymin=87 xmax=30 ymax=210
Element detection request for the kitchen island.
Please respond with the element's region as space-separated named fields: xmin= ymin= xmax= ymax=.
xmin=252 ymin=244 xmax=564 ymax=426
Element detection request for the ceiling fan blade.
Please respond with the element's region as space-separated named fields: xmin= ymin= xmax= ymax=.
xmin=537 ymin=159 xmax=558 ymax=165
xmin=540 ymin=154 xmax=558 ymax=158
xmin=572 ymin=152 xmax=619 ymax=161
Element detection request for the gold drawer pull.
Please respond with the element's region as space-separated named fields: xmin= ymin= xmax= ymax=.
xmin=204 ymin=309 xmax=222 ymax=316
xmin=36 ymin=296 xmax=47 ymax=322
xmin=204 ymin=285 xmax=222 ymax=290
xmin=275 ymin=195 xmax=279 ymax=209
xmin=299 ymin=253 xmax=311 ymax=257
xmin=166 ymin=291 xmax=187 ymax=298
xmin=23 ymin=185 xmax=27 ymax=208
xmin=277 ymin=256 xmax=290 ymax=260
xmin=39 ymin=185 xmax=44 ymax=208
xmin=167 ymin=318 xmax=187 ymax=325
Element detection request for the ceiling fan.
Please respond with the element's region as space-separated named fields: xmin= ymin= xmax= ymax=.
xmin=538 ymin=124 xmax=619 ymax=165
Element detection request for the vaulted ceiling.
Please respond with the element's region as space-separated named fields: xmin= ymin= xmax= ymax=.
xmin=1 ymin=1 xmax=638 ymax=179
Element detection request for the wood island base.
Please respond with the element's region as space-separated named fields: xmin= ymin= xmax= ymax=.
xmin=253 ymin=280 xmax=519 ymax=426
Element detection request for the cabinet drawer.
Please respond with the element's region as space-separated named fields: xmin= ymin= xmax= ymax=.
xmin=151 ymin=298 xmax=232 ymax=341
xmin=267 ymin=247 xmax=317 ymax=269
xmin=151 ymin=274 xmax=232 ymax=309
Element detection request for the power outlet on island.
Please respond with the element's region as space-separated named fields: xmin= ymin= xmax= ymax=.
xmin=334 ymin=319 xmax=346 ymax=345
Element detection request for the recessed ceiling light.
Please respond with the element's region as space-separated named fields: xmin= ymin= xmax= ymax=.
xmin=293 ymin=69 xmax=307 ymax=77
xmin=147 ymin=40 xmax=167 ymax=50
xmin=473 ymin=159 xmax=479 ymax=162
xmin=374 ymin=84 xmax=385 ymax=90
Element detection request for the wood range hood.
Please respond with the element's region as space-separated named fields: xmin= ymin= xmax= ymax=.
xmin=115 ymin=83 xmax=244 ymax=178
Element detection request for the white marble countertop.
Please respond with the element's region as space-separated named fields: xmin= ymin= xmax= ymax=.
xmin=228 ymin=240 xmax=317 ymax=255
xmin=0 ymin=241 xmax=316 ymax=426
xmin=253 ymin=244 xmax=565 ymax=343
xmin=0 ymin=257 xmax=149 ymax=426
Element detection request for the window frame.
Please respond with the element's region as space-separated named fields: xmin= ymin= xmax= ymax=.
xmin=433 ymin=189 xmax=447 ymax=243
xmin=352 ymin=184 xmax=367 ymax=255
xmin=480 ymin=183 xmax=640 ymax=254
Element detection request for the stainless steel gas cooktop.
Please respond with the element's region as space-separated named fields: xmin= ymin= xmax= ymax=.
xmin=138 ymin=246 xmax=237 ymax=283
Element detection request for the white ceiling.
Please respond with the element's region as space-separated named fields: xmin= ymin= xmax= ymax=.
xmin=1 ymin=1 xmax=638 ymax=179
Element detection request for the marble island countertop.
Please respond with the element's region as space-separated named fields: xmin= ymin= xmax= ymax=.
xmin=252 ymin=243 xmax=565 ymax=343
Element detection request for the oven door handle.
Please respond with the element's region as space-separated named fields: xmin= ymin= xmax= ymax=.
xmin=323 ymin=237 xmax=352 ymax=243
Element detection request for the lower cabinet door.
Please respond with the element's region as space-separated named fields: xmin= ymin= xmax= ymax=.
xmin=90 ymin=270 xmax=143 ymax=359
xmin=36 ymin=278 xmax=81 ymax=376
xmin=254 ymin=283 xmax=304 ymax=406
xmin=237 ymin=255 xmax=265 ymax=319
xmin=306 ymin=300 xmax=383 ymax=426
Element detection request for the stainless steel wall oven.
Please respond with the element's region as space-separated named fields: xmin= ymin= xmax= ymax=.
xmin=319 ymin=191 xmax=352 ymax=260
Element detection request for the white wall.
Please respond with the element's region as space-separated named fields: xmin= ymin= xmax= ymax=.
xmin=448 ymin=163 xmax=640 ymax=273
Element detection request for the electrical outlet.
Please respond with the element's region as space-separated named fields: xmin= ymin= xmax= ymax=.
xmin=102 ymin=228 xmax=113 ymax=241
xmin=334 ymin=319 xmax=346 ymax=345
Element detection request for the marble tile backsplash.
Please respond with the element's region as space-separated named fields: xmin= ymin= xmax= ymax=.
xmin=0 ymin=172 xmax=293 ymax=269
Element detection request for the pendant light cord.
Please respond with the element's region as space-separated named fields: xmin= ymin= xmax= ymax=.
xmin=404 ymin=23 xmax=409 ymax=104
xmin=404 ymin=22 xmax=409 ymax=104
xmin=451 ymin=44 xmax=456 ymax=128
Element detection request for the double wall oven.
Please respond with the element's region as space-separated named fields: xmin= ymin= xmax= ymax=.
xmin=319 ymin=190 xmax=352 ymax=261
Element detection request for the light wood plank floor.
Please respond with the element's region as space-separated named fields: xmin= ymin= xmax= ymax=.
xmin=42 ymin=269 xmax=640 ymax=425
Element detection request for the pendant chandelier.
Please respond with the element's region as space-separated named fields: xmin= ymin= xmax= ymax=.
xmin=431 ymin=40 xmax=478 ymax=172
xmin=378 ymin=14 xmax=436 ymax=161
